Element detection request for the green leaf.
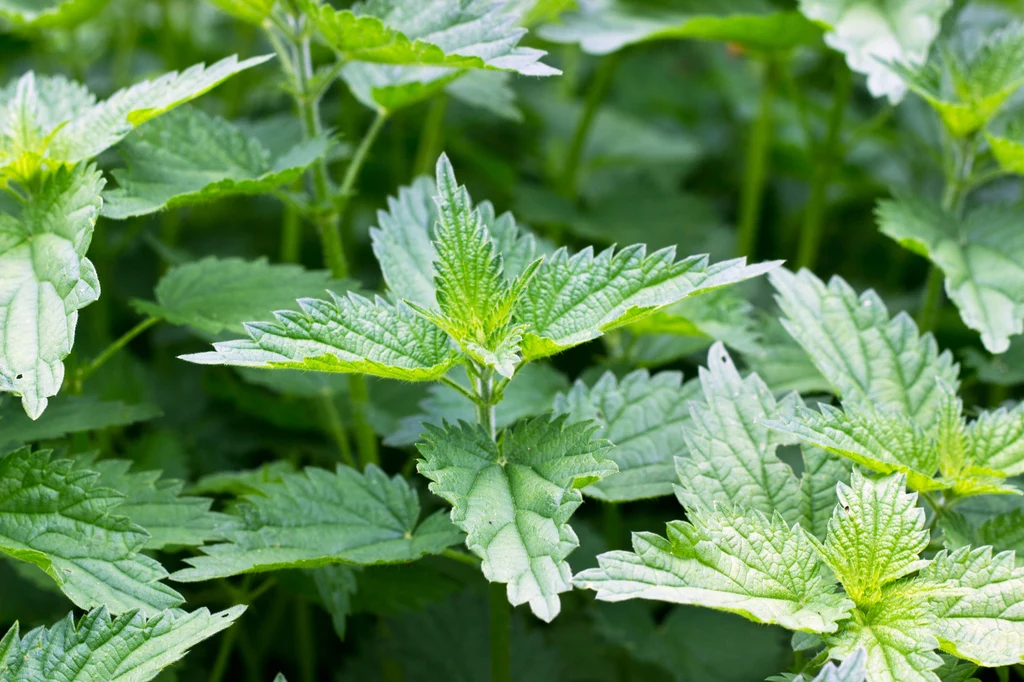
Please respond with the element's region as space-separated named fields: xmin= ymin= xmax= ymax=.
xmin=516 ymin=247 xmax=780 ymax=360
xmin=0 ymin=605 xmax=244 ymax=682
xmin=311 ymin=565 xmax=358 ymax=640
xmin=986 ymin=117 xmax=1024 ymax=176
xmin=0 ymin=448 xmax=184 ymax=615
xmin=74 ymin=455 xmax=226 ymax=550
xmin=341 ymin=64 xmax=462 ymax=114
xmin=575 ymin=505 xmax=853 ymax=632
xmin=0 ymin=164 xmax=103 ymax=419
xmin=918 ymin=546 xmax=1024 ymax=666
xmin=0 ymin=0 xmax=108 ymax=28
xmin=538 ymin=0 xmax=820 ymax=55
xmin=180 ymin=292 xmax=461 ymax=381
xmin=811 ymin=648 xmax=868 ymax=682
xmin=103 ymin=107 xmax=328 ymax=219
xmin=968 ymin=402 xmax=1024 ymax=475
xmin=446 ymin=71 xmax=523 ymax=121
xmin=504 ymin=0 xmax=576 ymax=27
xmin=820 ymin=471 xmax=929 ymax=606
xmin=413 ymin=154 xmax=538 ymax=377
xmin=0 ymin=56 xmax=272 ymax=181
xmin=877 ymin=197 xmax=1024 ymax=354
xmin=827 ymin=582 xmax=942 ymax=682
xmin=798 ymin=0 xmax=952 ymax=103
xmin=896 ymin=26 xmax=1024 ymax=137
xmin=770 ymin=268 xmax=960 ymax=428
xmin=204 ymin=0 xmax=275 ymax=24
xmin=133 ymin=256 xmax=350 ymax=337
xmin=0 ymin=395 xmax=160 ymax=448
xmin=417 ymin=415 xmax=616 ymax=621
xmin=172 ymin=464 xmax=462 ymax=582
xmin=553 ymin=368 xmax=698 ymax=502
xmin=307 ymin=0 xmax=557 ymax=75
xmin=674 ymin=342 xmax=804 ymax=521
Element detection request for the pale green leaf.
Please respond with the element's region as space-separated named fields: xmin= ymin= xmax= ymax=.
xmin=554 ymin=368 xmax=697 ymax=502
xmin=0 ymin=448 xmax=184 ymax=615
xmin=820 ymin=471 xmax=929 ymax=606
xmin=987 ymin=117 xmax=1024 ymax=176
xmin=538 ymin=0 xmax=820 ymax=55
xmin=205 ymin=0 xmax=275 ymax=24
xmin=798 ymin=0 xmax=952 ymax=103
xmin=575 ymin=506 xmax=853 ymax=632
xmin=0 ymin=395 xmax=160 ymax=448
xmin=417 ymin=415 xmax=616 ymax=621
xmin=308 ymin=0 xmax=557 ymax=75
xmin=967 ymin=402 xmax=1024 ymax=477
xmin=103 ymin=107 xmax=328 ymax=219
xmin=827 ymin=582 xmax=942 ymax=682
xmin=516 ymin=247 xmax=780 ymax=360
xmin=770 ymin=268 xmax=960 ymax=428
xmin=133 ymin=256 xmax=350 ymax=337
xmin=341 ymin=63 xmax=461 ymax=114
xmin=918 ymin=546 xmax=1024 ymax=666
xmin=799 ymin=447 xmax=853 ymax=542
xmin=173 ymin=464 xmax=462 ymax=582
xmin=812 ymin=648 xmax=868 ymax=682
xmin=180 ymin=292 xmax=461 ymax=381
xmin=897 ymin=26 xmax=1024 ymax=136
xmin=675 ymin=342 xmax=804 ymax=521
xmin=0 ymin=164 xmax=103 ymax=419
xmin=446 ymin=71 xmax=523 ymax=121
xmin=503 ymin=0 xmax=576 ymax=27
xmin=0 ymin=605 xmax=244 ymax=682
xmin=0 ymin=0 xmax=107 ymax=28
xmin=74 ymin=455 xmax=226 ymax=550
xmin=312 ymin=565 xmax=358 ymax=640
xmin=877 ymin=197 xmax=1024 ymax=354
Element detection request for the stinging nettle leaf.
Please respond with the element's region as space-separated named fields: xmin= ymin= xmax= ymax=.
xmin=877 ymin=196 xmax=1024 ymax=354
xmin=180 ymin=292 xmax=461 ymax=381
xmin=172 ymin=464 xmax=462 ymax=582
xmin=553 ymin=368 xmax=698 ymax=502
xmin=0 ymin=448 xmax=184 ymax=615
xmin=538 ymin=0 xmax=821 ymax=55
xmin=307 ymin=0 xmax=558 ymax=76
xmin=798 ymin=0 xmax=952 ymax=103
xmin=575 ymin=505 xmax=853 ymax=633
xmin=770 ymin=268 xmax=960 ymax=429
xmin=0 ymin=0 xmax=108 ymax=28
xmin=0 ymin=164 xmax=103 ymax=419
xmin=516 ymin=246 xmax=780 ymax=360
xmin=417 ymin=414 xmax=617 ymax=622
xmin=0 ymin=605 xmax=245 ymax=682
xmin=134 ymin=256 xmax=352 ymax=337
xmin=204 ymin=0 xmax=276 ymax=24
xmin=810 ymin=648 xmax=868 ymax=682
xmin=0 ymin=395 xmax=160 ymax=448
xmin=102 ymin=106 xmax=329 ymax=219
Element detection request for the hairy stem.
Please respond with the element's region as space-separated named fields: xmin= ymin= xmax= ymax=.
xmin=76 ymin=316 xmax=161 ymax=387
xmin=280 ymin=189 xmax=302 ymax=263
xmin=797 ymin=58 xmax=851 ymax=271
xmin=489 ymin=580 xmax=512 ymax=682
xmin=316 ymin=394 xmax=356 ymax=468
xmin=737 ymin=57 xmax=779 ymax=259
xmin=337 ymin=110 xmax=389 ymax=220
xmin=414 ymin=94 xmax=448 ymax=177
xmin=561 ymin=53 xmax=621 ymax=197
xmin=348 ymin=373 xmax=379 ymax=468
xmin=441 ymin=548 xmax=481 ymax=567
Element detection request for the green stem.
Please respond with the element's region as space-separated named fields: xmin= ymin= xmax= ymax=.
xmin=208 ymin=620 xmax=239 ymax=682
xmin=414 ymin=95 xmax=448 ymax=178
xmin=348 ymin=374 xmax=379 ymax=468
xmin=561 ymin=53 xmax=621 ymax=197
xmin=602 ymin=501 xmax=623 ymax=550
xmin=489 ymin=581 xmax=512 ymax=682
xmin=797 ymin=58 xmax=851 ymax=271
xmin=76 ymin=316 xmax=160 ymax=386
xmin=441 ymin=548 xmax=481 ymax=567
xmin=295 ymin=599 xmax=316 ymax=682
xmin=337 ymin=110 xmax=389 ymax=219
xmin=736 ymin=57 xmax=780 ymax=259
xmin=317 ymin=394 xmax=356 ymax=468
xmin=280 ymin=192 xmax=302 ymax=263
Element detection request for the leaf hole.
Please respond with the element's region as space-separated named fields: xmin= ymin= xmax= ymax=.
xmin=15 ymin=374 xmax=22 ymax=380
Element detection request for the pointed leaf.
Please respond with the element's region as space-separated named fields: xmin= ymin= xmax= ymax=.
xmin=103 ymin=107 xmax=328 ymax=219
xmin=575 ymin=506 xmax=852 ymax=632
xmin=173 ymin=464 xmax=462 ymax=582
xmin=878 ymin=197 xmax=1024 ymax=354
xmin=0 ymin=448 xmax=183 ymax=615
xmin=0 ymin=164 xmax=103 ymax=419
xmin=770 ymin=268 xmax=960 ymax=428
xmin=968 ymin=402 xmax=1024 ymax=475
xmin=811 ymin=649 xmax=868 ymax=682
xmin=417 ymin=415 xmax=617 ymax=621
xmin=0 ymin=605 xmax=244 ymax=682
xmin=180 ymin=292 xmax=461 ymax=381
xmin=554 ymin=369 xmax=697 ymax=502
xmin=517 ymin=246 xmax=779 ymax=360
xmin=798 ymin=0 xmax=952 ymax=103
xmin=308 ymin=0 xmax=557 ymax=75
xmin=133 ymin=256 xmax=351 ymax=337
xmin=0 ymin=395 xmax=160 ymax=448
xmin=538 ymin=0 xmax=820 ymax=55
xmin=821 ymin=471 xmax=929 ymax=606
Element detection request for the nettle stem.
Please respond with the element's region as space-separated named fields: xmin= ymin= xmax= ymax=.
xmin=269 ymin=13 xmax=381 ymax=468
xmin=736 ymin=56 xmax=780 ymax=259
xmin=796 ymin=57 xmax=851 ymax=271
xmin=560 ymin=52 xmax=621 ymax=197
xmin=74 ymin=316 xmax=161 ymax=390
xmin=918 ymin=134 xmax=978 ymax=332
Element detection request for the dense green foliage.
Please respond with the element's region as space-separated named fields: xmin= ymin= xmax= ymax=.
xmin=5 ymin=1 xmax=1024 ymax=681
